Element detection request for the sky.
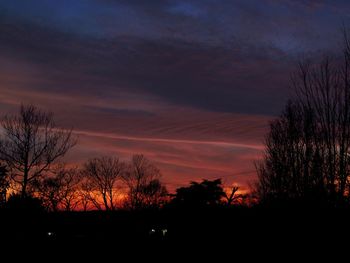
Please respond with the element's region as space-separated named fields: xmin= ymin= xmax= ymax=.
xmin=0 ymin=0 xmax=348 ymax=192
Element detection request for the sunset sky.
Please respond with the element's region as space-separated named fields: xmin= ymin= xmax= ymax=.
xmin=0 ymin=0 xmax=347 ymax=192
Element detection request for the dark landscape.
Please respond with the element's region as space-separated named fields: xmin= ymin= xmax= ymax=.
xmin=2 ymin=1 xmax=350 ymax=259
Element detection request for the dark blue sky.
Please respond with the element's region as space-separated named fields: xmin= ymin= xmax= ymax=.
xmin=1 ymin=0 xmax=346 ymax=113
xmin=0 ymin=0 xmax=348 ymax=189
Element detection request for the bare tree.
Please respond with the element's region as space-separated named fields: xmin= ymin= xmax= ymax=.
xmin=255 ymin=101 xmax=313 ymax=201
xmin=0 ymin=104 xmax=76 ymax=197
xmin=139 ymin=179 xmax=168 ymax=208
xmin=224 ymin=185 xmax=240 ymax=206
xmin=0 ymin=165 xmax=9 ymax=205
xmin=81 ymin=157 xmax=125 ymax=211
xmin=123 ymin=154 xmax=167 ymax=209
xmin=34 ymin=166 xmax=80 ymax=211
xmin=57 ymin=167 xmax=81 ymax=211
xmin=34 ymin=175 xmax=61 ymax=211
xmin=77 ymin=181 xmax=102 ymax=211
xmin=256 ymin=29 xmax=350 ymax=205
xmin=78 ymin=186 xmax=95 ymax=212
xmin=255 ymin=99 xmax=332 ymax=203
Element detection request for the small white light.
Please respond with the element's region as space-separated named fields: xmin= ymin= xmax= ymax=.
xmin=161 ymin=229 xmax=168 ymax=236
xmin=47 ymin=232 xmax=53 ymax=236
xmin=149 ymin=228 xmax=156 ymax=235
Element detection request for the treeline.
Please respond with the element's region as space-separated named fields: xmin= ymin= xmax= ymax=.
xmin=5 ymin=31 xmax=350 ymax=211
xmin=0 ymin=105 xmax=244 ymax=212
xmin=0 ymin=105 xmax=167 ymax=211
xmin=255 ymin=29 xmax=350 ymax=207
xmin=29 ymin=154 xmax=168 ymax=211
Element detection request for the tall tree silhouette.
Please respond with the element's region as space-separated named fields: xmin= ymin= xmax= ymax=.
xmin=0 ymin=165 xmax=8 ymax=205
xmin=123 ymin=154 xmax=167 ymax=210
xmin=256 ymin=30 xmax=350 ymax=205
xmin=255 ymin=101 xmax=321 ymax=202
xmin=81 ymin=156 xmax=125 ymax=210
xmin=0 ymin=105 xmax=76 ymax=197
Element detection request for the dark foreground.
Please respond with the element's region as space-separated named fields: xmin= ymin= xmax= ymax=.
xmin=1 ymin=207 xmax=349 ymax=259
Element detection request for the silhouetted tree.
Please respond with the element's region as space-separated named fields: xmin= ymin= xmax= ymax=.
xmin=255 ymin=101 xmax=319 ymax=202
xmin=172 ymin=179 xmax=225 ymax=208
xmin=224 ymin=185 xmax=241 ymax=206
xmin=123 ymin=154 xmax=167 ymax=209
xmin=35 ymin=166 xmax=80 ymax=211
xmin=138 ymin=179 xmax=168 ymax=208
xmin=81 ymin=157 xmax=125 ymax=210
xmin=0 ymin=104 xmax=76 ymax=197
xmin=55 ymin=167 xmax=80 ymax=211
xmin=79 ymin=182 xmax=99 ymax=211
xmin=34 ymin=176 xmax=61 ymax=211
xmin=0 ymin=165 xmax=9 ymax=206
xmin=256 ymin=29 xmax=350 ymax=206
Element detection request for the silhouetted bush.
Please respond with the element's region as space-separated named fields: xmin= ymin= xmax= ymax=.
xmin=6 ymin=194 xmax=45 ymax=214
xmin=170 ymin=179 xmax=225 ymax=209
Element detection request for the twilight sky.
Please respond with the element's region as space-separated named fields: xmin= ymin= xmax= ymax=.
xmin=0 ymin=0 xmax=348 ymax=191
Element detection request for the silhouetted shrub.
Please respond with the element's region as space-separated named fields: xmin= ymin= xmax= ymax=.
xmin=170 ymin=179 xmax=225 ymax=209
xmin=6 ymin=194 xmax=45 ymax=214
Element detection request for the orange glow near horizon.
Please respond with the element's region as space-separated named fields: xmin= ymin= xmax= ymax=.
xmin=0 ymin=96 xmax=269 ymax=193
